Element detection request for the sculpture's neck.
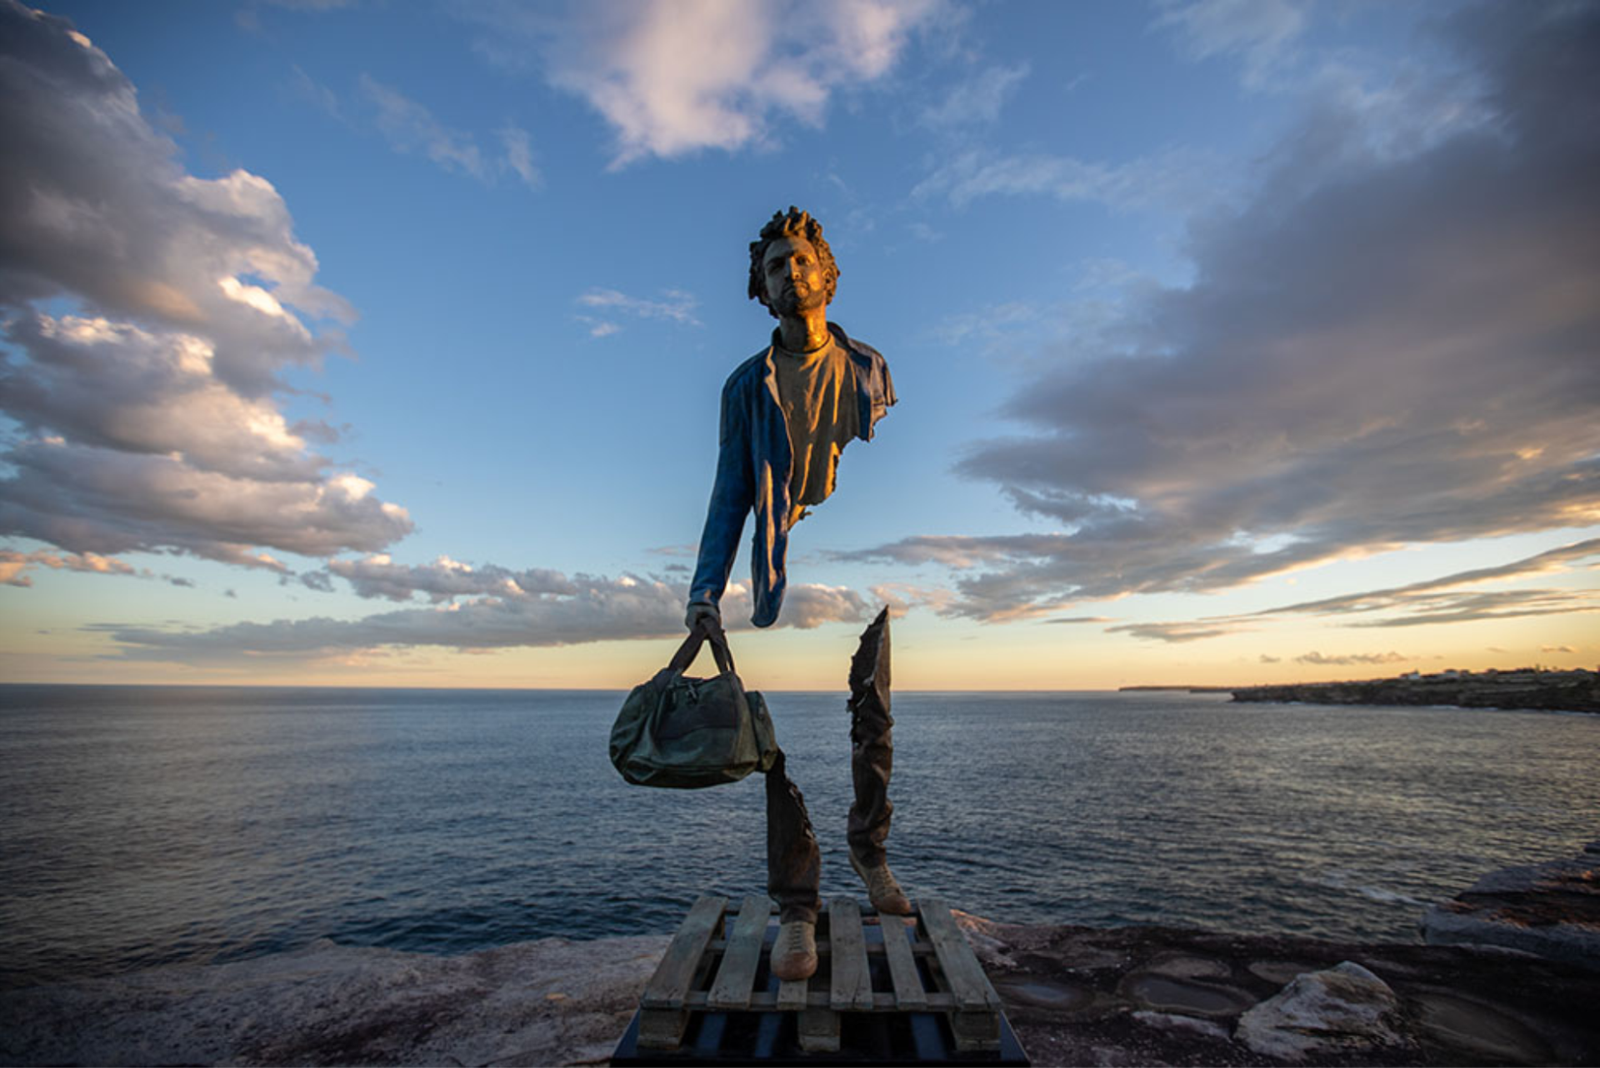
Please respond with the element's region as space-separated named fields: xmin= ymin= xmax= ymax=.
xmin=776 ymin=308 xmax=830 ymax=354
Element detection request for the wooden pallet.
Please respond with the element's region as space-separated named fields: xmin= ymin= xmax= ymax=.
xmin=635 ymin=894 xmax=1006 ymax=1055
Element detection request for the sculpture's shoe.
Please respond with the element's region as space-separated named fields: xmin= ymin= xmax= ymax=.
xmin=851 ymin=851 xmax=912 ymax=915
xmin=771 ymin=920 xmax=818 ymax=981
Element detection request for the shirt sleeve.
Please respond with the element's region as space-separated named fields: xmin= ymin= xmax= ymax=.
xmin=688 ymin=375 xmax=755 ymax=608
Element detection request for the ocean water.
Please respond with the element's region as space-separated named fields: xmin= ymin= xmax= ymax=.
xmin=1 ymin=684 xmax=1596 ymax=989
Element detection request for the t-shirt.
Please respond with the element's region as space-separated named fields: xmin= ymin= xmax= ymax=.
xmin=772 ymin=337 xmax=859 ymax=530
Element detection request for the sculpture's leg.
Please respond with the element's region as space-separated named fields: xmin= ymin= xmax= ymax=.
xmin=847 ymin=608 xmax=893 ymax=866
xmin=765 ymin=748 xmax=821 ymax=924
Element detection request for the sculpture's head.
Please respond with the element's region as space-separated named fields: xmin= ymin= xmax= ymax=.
xmin=748 ymin=206 xmax=839 ymax=319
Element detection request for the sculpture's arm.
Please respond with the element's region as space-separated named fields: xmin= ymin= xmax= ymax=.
xmin=687 ymin=380 xmax=755 ymax=624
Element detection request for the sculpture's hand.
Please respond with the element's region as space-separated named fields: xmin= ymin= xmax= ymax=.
xmin=685 ymin=602 xmax=721 ymax=631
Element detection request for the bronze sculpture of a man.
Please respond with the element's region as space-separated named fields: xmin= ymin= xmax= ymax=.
xmin=685 ymin=207 xmax=901 ymax=982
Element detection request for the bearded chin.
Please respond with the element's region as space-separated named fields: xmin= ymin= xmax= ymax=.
xmin=767 ymin=282 xmax=828 ymax=318
xmin=785 ymin=288 xmax=827 ymax=315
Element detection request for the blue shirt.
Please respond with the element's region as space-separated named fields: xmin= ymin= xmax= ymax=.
xmin=689 ymin=322 xmax=895 ymax=627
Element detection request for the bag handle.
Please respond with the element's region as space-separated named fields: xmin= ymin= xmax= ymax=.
xmin=668 ymin=617 xmax=737 ymax=676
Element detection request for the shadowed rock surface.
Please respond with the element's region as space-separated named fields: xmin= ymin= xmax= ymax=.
xmin=954 ymin=912 xmax=1598 ymax=1066
xmin=1421 ymin=839 xmax=1600 ymax=971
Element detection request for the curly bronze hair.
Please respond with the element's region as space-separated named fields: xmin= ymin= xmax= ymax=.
xmin=747 ymin=206 xmax=839 ymax=315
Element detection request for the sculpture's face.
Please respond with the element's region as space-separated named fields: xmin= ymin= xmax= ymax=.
xmin=761 ymin=235 xmax=828 ymax=317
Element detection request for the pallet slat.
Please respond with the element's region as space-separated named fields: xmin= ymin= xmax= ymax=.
xmin=713 ymin=938 xmax=937 ymax=957
xmin=707 ymin=896 xmax=770 ymax=1010
xmin=919 ymin=897 xmax=1003 ymax=1053
xmin=919 ymin=896 xmax=1004 ymax=1010
xmin=880 ymin=912 xmax=929 ymax=1010
xmin=641 ymin=895 xmax=725 ymax=1010
xmin=682 ymin=989 xmax=959 ymax=1011
xmin=776 ymin=977 xmax=808 ymax=1012
xmin=827 ymin=897 xmax=874 ymax=1011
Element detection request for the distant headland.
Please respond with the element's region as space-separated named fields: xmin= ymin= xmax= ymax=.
xmin=1120 ymin=667 xmax=1600 ymax=714
xmin=1228 ymin=667 xmax=1599 ymax=714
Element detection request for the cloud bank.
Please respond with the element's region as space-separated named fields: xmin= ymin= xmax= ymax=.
xmin=1080 ymin=537 xmax=1600 ymax=645
xmin=109 ymin=567 xmax=872 ymax=664
xmin=0 ymin=1 xmax=412 ymax=581
xmin=853 ymin=4 xmax=1600 ymax=623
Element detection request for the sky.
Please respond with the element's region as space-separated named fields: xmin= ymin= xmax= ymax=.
xmin=1 ymin=0 xmax=1596 ymax=691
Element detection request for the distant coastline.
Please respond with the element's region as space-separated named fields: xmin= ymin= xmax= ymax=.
xmin=1226 ymin=667 xmax=1599 ymax=715
xmin=1116 ymin=685 xmax=1234 ymax=693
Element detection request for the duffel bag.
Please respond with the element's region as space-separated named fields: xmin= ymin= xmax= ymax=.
xmin=609 ymin=618 xmax=778 ymax=788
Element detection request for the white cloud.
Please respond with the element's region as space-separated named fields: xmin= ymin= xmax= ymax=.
xmin=1 ymin=438 xmax=410 ymax=569
xmin=0 ymin=1 xmax=412 ymax=572
xmin=1105 ymin=620 xmax=1242 ymax=644
xmin=781 ymin=583 xmax=872 ymax=629
xmin=292 ymin=68 xmax=537 ymax=187
xmin=0 ymin=548 xmax=135 ymax=587
xmin=499 ymin=123 xmax=540 ymax=187
xmin=463 ymin=0 xmax=944 ymax=167
xmin=575 ymin=287 xmax=701 ymax=334
xmin=360 ymin=74 xmax=489 ymax=179
xmin=290 ymin=64 xmax=344 ymax=119
xmin=919 ymin=62 xmax=1029 ymax=129
xmin=1 ymin=313 xmax=319 ymax=480
xmin=868 ymin=582 xmax=954 ymax=619
xmin=911 ymin=145 xmax=1227 ymax=213
xmin=322 ymin=553 xmax=579 ymax=602
xmin=1154 ymin=0 xmax=1308 ymax=88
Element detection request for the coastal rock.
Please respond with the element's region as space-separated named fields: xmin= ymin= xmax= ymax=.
xmin=0 ymin=933 xmax=670 ymax=1067
xmin=1421 ymin=842 xmax=1600 ymax=971
xmin=954 ymin=914 xmax=1597 ymax=1066
xmin=1234 ymin=961 xmax=1404 ymax=1061
xmin=5 ymin=904 xmax=1599 ymax=1066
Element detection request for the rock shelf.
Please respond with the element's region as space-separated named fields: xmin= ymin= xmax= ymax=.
xmin=4 ymin=847 xmax=1597 ymax=1066
xmin=1422 ymin=839 xmax=1600 ymax=971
